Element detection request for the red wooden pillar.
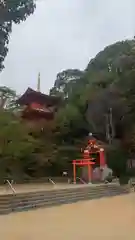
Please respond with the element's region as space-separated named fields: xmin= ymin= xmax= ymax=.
xmin=99 ymin=148 xmax=106 ymax=167
xmin=73 ymin=161 xmax=76 ymax=184
xmin=88 ymin=163 xmax=91 ymax=182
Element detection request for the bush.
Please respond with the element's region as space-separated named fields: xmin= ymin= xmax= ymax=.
xmin=119 ymin=175 xmax=129 ymax=185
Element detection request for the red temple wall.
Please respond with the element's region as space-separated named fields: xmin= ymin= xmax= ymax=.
xmin=30 ymin=102 xmax=56 ymax=112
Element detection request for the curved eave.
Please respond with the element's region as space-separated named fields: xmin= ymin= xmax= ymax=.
xmin=16 ymin=88 xmax=61 ymax=105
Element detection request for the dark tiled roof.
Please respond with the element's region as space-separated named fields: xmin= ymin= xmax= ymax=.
xmin=16 ymin=88 xmax=61 ymax=105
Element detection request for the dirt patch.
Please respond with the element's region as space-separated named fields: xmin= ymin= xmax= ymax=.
xmin=0 ymin=194 xmax=135 ymax=240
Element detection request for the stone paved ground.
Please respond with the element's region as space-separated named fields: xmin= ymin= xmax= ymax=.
xmin=0 ymin=194 xmax=135 ymax=240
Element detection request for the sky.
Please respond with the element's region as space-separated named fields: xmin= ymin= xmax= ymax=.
xmin=0 ymin=0 xmax=134 ymax=94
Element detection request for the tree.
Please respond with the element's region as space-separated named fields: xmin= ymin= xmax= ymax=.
xmin=84 ymin=40 xmax=135 ymax=141
xmin=0 ymin=110 xmax=36 ymax=181
xmin=0 ymin=86 xmax=18 ymax=110
xmin=50 ymin=69 xmax=84 ymax=99
xmin=0 ymin=0 xmax=36 ymax=70
xmin=50 ymin=39 xmax=135 ymax=176
xmin=106 ymin=144 xmax=128 ymax=177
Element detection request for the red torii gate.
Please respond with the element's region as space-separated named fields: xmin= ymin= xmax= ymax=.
xmin=72 ymin=137 xmax=106 ymax=183
xmin=72 ymin=159 xmax=95 ymax=184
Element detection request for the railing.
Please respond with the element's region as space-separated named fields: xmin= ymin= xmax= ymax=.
xmin=76 ymin=177 xmax=86 ymax=184
xmin=6 ymin=180 xmax=16 ymax=194
xmin=48 ymin=178 xmax=56 ymax=185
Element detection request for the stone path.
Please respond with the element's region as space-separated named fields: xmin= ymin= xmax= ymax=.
xmin=0 ymin=194 xmax=135 ymax=239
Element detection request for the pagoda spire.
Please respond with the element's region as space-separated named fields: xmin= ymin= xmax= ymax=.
xmin=37 ymin=72 xmax=41 ymax=92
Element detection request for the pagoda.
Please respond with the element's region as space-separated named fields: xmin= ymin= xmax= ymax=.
xmin=16 ymin=73 xmax=61 ymax=121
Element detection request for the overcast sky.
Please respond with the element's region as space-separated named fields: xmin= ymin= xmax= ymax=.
xmin=0 ymin=0 xmax=134 ymax=94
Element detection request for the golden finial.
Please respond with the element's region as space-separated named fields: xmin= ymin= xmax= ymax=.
xmin=37 ymin=72 xmax=40 ymax=92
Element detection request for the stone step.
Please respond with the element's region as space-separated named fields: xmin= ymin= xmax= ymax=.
xmin=12 ymin=190 xmax=128 ymax=213
xmin=0 ymin=186 xmax=110 ymax=202
xmin=0 ymin=186 xmax=129 ymax=200
xmin=12 ymin=184 xmax=128 ymax=197
xmin=0 ymin=184 xmax=129 ymax=215
xmin=2 ymin=184 xmax=123 ymax=197
xmin=11 ymin=187 xmax=128 ymax=204
xmin=0 ymin=185 xmax=129 ymax=201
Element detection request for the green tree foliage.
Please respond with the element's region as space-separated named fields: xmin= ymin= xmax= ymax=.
xmin=0 ymin=110 xmax=36 ymax=181
xmin=50 ymin=39 xmax=135 ymax=176
xmin=0 ymin=86 xmax=18 ymax=109
xmin=50 ymin=69 xmax=84 ymax=99
xmin=0 ymin=0 xmax=36 ymax=70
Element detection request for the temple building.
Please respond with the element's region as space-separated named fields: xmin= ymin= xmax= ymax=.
xmin=16 ymin=73 xmax=61 ymax=122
